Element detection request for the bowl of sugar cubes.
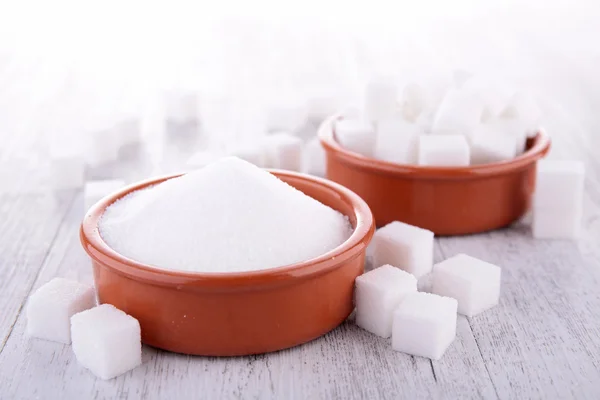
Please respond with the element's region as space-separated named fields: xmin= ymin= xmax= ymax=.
xmin=79 ymin=157 xmax=374 ymax=356
xmin=319 ymin=73 xmax=551 ymax=235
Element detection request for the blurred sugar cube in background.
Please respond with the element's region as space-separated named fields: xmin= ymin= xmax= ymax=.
xmin=334 ymin=119 xmax=376 ymax=157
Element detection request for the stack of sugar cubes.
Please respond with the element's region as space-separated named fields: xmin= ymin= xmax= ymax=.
xmin=532 ymin=160 xmax=585 ymax=239
xmin=334 ymin=72 xmax=542 ymax=167
xmin=26 ymin=278 xmax=143 ymax=380
xmin=355 ymin=221 xmax=501 ymax=359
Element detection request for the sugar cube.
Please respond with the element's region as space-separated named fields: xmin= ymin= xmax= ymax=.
xmin=431 ymin=88 xmax=484 ymax=138
xmin=50 ymin=149 xmax=85 ymax=189
xmin=462 ymin=76 xmax=515 ymax=118
xmin=355 ymin=265 xmax=417 ymax=338
xmin=303 ymin=137 xmax=326 ymax=177
xmin=400 ymin=83 xmax=427 ymax=123
xmin=165 ymin=91 xmax=199 ymax=124
xmin=185 ymin=151 xmax=221 ymax=170
xmin=532 ymin=208 xmax=582 ymax=239
xmin=418 ymin=135 xmax=470 ymax=166
xmin=266 ymin=100 xmax=308 ymax=133
xmin=392 ymin=292 xmax=457 ymax=360
xmin=452 ymin=69 xmax=473 ymax=88
xmin=533 ymin=160 xmax=585 ymax=210
xmin=71 ymin=304 xmax=142 ymax=380
xmin=371 ymin=221 xmax=434 ymax=278
xmin=431 ymin=254 xmax=501 ymax=317
xmin=115 ymin=117 xmax=141 ymax=147
xmin=470 ymin=125 xmax=517 ymax=165
xmin=499 ymin=91 xmax=541 ymax=137
xmin=228 ymin=144 xmax=265 ymax=167
xmin=87 ymin=127 xmax=120 ymax=166
xmin=306 ymin=94 xmax=339 ymax=123
xmin=374 ymin=118 xmax=419 ymax=164
xmin=334 ymin=119 xmax=376 ymax=157
xmin=84 ymin=179 xmax=125 ymax=211
xmin=364 ymin=76 xmax=398 ymax=122
xmin=261 ymin=133 xmax=303 ymax=171
xmin=26 ymin=278 xmax=96 ymax=344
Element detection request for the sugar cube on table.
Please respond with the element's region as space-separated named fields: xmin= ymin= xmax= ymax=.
xmin=532 ymin=208 xmax=582 ymax=239
xmin=374 ymin=118 xmax=420 ymax=164
xmin=418 ymin=135 xmax=470 ymax=167
xmin=470 ymin=125 xmax=517 ymax=165
xmin=431 ymin=254 xmax=501 ymax=317
xmin=303 ymin=137 xmax=326 ymax=177
xmin=364 ymin=76 xmax=398 ymax=122
xmin=266 ymin=100 xmax=308 ymax=133
xmin=87 ymin=127 xmax=120 ymax=167
xmin=533 ymin=160 xmax=585 ymax=210
xmin=26 ymin=278 xmax=96 ymax=344
xmin=50 ymin=149 xmax=85 ymax=189
xmin=334 ymin=119 xmax=376 ymax=157
xmin=228 ymin=144 xmax=265 ymax=167
xmin=71 ymin=304 xmax=141 ymax=380
xmin=185 ymin=151 xmax=222 ymax=170
xmin=392 ymin=292 xmax=457 ymax=360
xmin=355 ymin=265 xmax=417 ymax=338
xmin=165 ymin=91 xmax=199 ymax=125
xmin=371 ymin=221 xmax=434 ymax=278
xmin=431 ymin=88 xmax=484 ymax=139
xmin=261 ymin=133 xmax=303 ymax=171
xmin=84 ymin=179 xmax=125 ymax=211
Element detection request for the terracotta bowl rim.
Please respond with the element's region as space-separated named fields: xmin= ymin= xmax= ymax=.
xmin=318 ymin=115 xmax=552 ymax=178
xmin=80 ymin=169 xmax=374 ymax=289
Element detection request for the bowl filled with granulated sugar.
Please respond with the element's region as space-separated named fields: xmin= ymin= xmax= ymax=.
xmin=80 ymin=157 xmax=374 ymax=356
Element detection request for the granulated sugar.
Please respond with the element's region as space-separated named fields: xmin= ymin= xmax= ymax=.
xmin=99 ymin=157 xmax=352 ymax=273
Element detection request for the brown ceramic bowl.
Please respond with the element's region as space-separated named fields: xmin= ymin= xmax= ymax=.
xmin=80 ymin=170 xmax=374 ymax=356
xmin=319 ymin=116 xmax=551 ymax=235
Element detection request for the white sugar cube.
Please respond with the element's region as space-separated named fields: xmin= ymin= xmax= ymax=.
xmin=84 ymin=179 xmax=125 ymax=211
xmin=26 ymin=278 xmax=96 ymax=344
xmin=165 ymin=91 xmax=199 ymax=124
xmin=374 ymin=118 xmax=419 ymax=164
xmin=431 ymin=254 xmax=501 ymax=317
xmin=306 ymin=94 xmax=339 ymax=123
xmin=533 ymin=160 xmax=585 ymax=210
xmin=303 ymin=137 xmax=326 ymax=177
xmin=185 ymin=151 xmax=221 ymax=170
xmin=364 ymin=76 xmax=398 ymax=122
xmin=470 ymin=125 xmax=517 ymax=165
xmin=261 ymin=133 xmax=303 ymax=171
xmin=355 ymin=265 xmax=417 ymax=338
xmin=228 ymin=144 xmax=265 ymax=167
xmin=50 ymin=150 xmax=85 ymax=189
xmin=500 ymin=91 xmax=541 ymax=137
xmin=71 ymin=304 xmax=142 ymax=380
xmin=87 ymin=127 xmax=120 ymax=166
xmin=392 ymin=292 xmax=457 ymax=360
xmin=431 ymin=88 xmax=484 ymax=138
xmin=266 ymin=100 xmax=308 ymax=133
xmin=334 ymin=119 xmax=376 ymax=157
xmin=400 ymin=83 xmax=427 ymax=122
xmin=462 ymin=76 xmax=515 ymax=119
xmin=532 ymin=208 xmax=582 ymax=239
xmin=115 ymin=118 xmax=141 ymax=147
xmin=372 ymin=221 xmax=434 ymax=278
xmin=418 ymin=135 xmax=470 ymax=167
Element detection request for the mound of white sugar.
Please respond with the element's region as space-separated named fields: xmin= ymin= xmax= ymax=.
xmin=99 ymin=157 xmax=352 ymax=273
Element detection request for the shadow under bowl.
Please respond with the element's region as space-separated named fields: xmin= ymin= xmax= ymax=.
xmin=319 ymin=116 xmax=551 ymax=235
xmin=80 ymin=170 xmax=374 ymax=356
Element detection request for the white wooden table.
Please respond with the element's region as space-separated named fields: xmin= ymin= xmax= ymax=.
xmin=1 ymin=26 xmax=600 ymax=398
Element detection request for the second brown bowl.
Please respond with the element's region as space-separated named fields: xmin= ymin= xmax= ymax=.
xmin=319 ymin=116 xmax=551 ymax=235
xmin=80 ymin=170 xmax=374 ymax=356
